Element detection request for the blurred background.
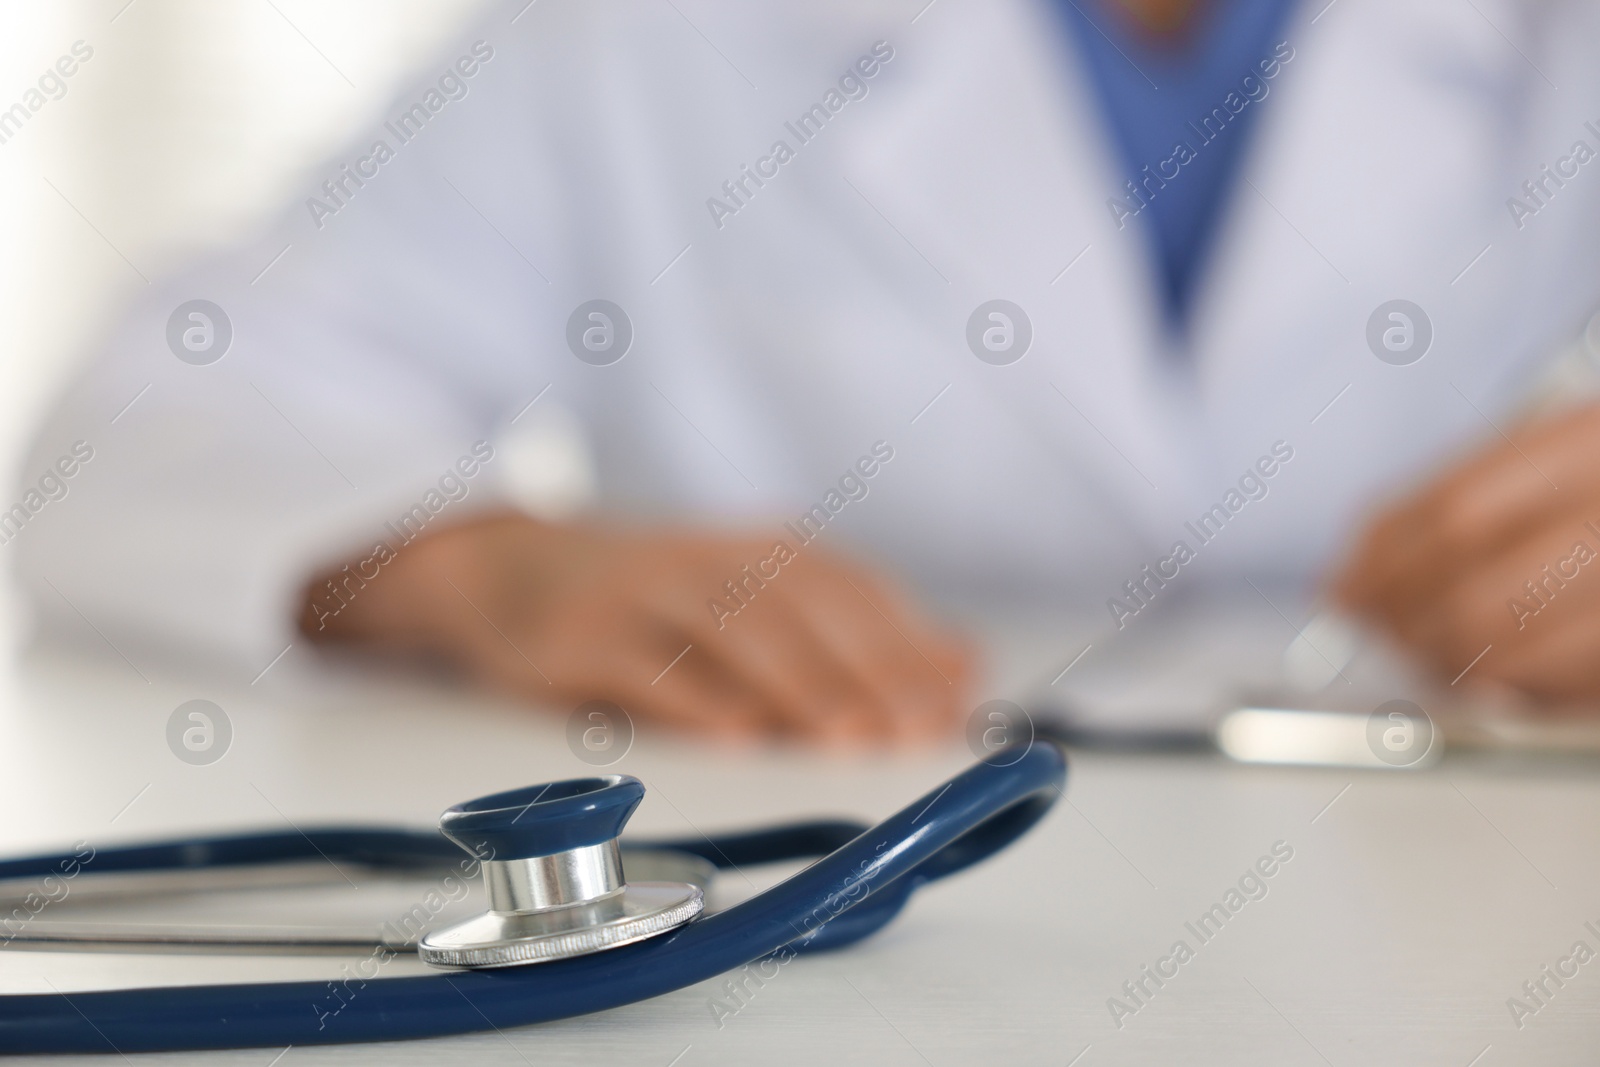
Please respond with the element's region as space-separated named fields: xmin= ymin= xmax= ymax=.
xmin=8 ymin=0 xmax=1600 ymax=734
xmin=0 ymin=0 xmax=491 ymax=645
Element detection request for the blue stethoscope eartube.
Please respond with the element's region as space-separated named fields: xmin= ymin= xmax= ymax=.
xmin=0 ymin=742 xmax=1066 ymax=1053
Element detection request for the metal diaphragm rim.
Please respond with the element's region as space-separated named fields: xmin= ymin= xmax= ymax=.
xmin=417 ymin=882 xmax=704 ymax=969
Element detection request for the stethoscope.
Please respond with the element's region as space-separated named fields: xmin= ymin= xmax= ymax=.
xmin=0 ymin=741 xmax=1065 ymax=1053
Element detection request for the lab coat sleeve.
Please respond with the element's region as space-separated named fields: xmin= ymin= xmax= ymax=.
xmin=10 ymin=16 xmax=588 ymax=671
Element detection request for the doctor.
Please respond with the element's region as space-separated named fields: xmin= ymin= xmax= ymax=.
xmin=16 ymin=0 xmax=1600 ymax=739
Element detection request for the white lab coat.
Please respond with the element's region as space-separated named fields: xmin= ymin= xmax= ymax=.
xmin=16 ymin=0 xmax=1600 ymax=670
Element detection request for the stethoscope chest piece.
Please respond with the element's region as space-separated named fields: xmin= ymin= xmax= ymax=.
xmin=418 ymin=775 xmax=702 ymax=969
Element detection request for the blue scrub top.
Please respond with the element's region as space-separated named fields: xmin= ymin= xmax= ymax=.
xmin=1054 ymin=0 xmax=1301 ymax=328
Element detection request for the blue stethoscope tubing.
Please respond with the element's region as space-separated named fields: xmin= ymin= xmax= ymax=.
xmin=0 ymin=742 xmax=1066 ymax=1053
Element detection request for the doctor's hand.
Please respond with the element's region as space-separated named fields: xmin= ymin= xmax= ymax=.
xmin=1333 ymin=402 xmax=1600 ymax=707
xmin=299 ymin=512 xmax=974 ymax=744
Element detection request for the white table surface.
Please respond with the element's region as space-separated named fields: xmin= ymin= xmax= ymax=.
xmin=2 ymin=639 xmax=1600 ymax=1066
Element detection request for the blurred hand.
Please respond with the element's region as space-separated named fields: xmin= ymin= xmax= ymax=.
xmin=300 ymin=512 xmax=974 ymax=744
xmin=1334 ymin=402 xmax=1600 ymax=706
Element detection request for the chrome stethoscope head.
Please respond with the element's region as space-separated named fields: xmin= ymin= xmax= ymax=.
xmin=418 ymin=775 xmax=703 ymax=969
